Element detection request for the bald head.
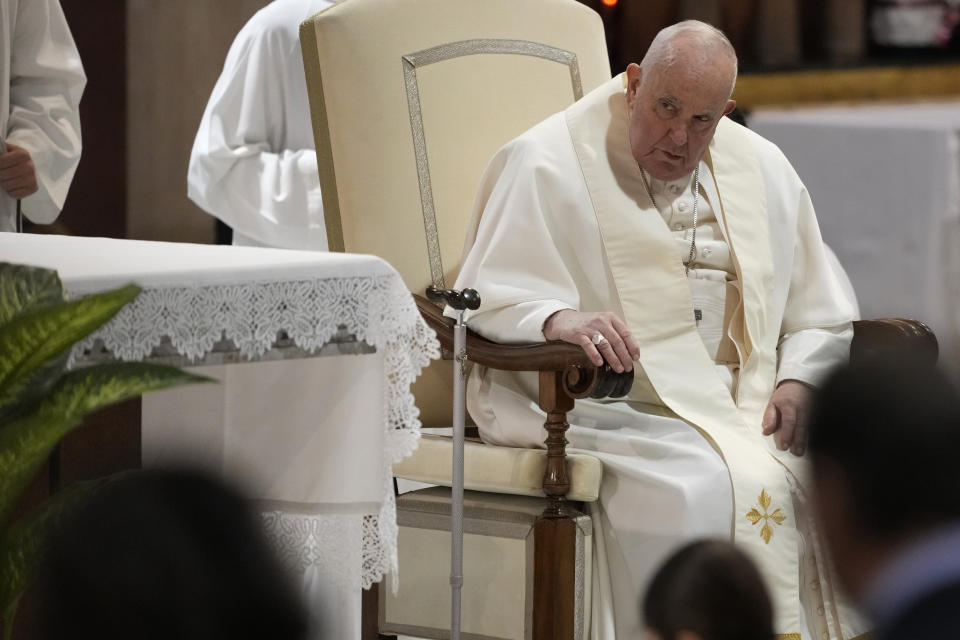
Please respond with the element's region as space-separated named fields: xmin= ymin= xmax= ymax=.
xmin=625 ymin=21 xmax=739 ymax=180
xmin=640 ymin=21 xmax=738 ymax=98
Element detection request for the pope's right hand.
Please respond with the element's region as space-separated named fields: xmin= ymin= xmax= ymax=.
xmin=0 ymin=144 xmax=38 ymax=199
xmin=542 ymin=309 xmax=640 ymax=373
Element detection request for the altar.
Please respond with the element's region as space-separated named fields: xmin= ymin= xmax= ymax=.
xmin=0 ymin=232 xmax=439 ymax=639
xmin=748 ymin=100 xmax=960 ymax=368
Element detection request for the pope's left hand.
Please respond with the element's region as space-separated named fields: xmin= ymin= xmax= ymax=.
xmin=761 ymin=379 xmax=814 ymax=456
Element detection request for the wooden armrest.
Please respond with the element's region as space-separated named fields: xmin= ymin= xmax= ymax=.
xmin=416 ymin=295 xmax=632 ymax=513
xmin=851 ymin=318 xmax=938 ymax=365
xmin=415 ymin=295 xmax=632 ymax=398
xmin=417 ymin=295 xmax=593 ymax=371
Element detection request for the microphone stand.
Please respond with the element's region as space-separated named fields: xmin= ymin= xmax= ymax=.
xmin=425 ymin=285 xmax=480 ymax=640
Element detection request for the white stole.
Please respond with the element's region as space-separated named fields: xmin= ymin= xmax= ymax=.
xmin=564 ymin=75 xmax=802 ymax=636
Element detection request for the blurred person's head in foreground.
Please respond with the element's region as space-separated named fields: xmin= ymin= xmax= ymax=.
xmin=35 ymin=467 xmax=307 ymax=640
xmin=643 ymin=539 xmax=774 ymax=640
xmin=808 ymin=356 xmax=960 ymax=606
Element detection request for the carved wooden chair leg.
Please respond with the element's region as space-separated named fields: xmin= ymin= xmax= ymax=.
xmin=361 ymin=583 xmax=396 ymax=640
xmin=533 ymin=370 xmax=578 ymax=639
xmin=533 ymin=517 xmax=578 ymax=639
xmin=539 ymin=369 xmax=574 ymax=518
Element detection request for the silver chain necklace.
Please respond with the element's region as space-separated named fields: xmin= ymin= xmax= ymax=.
xmin=640 ymin=165 xmax=700 ymax=275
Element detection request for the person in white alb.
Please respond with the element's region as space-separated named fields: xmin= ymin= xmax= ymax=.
xmin=189 ymin=3 xmax=374 ymax=640
xmin=188 ymin=0 xmax=335 ymax=250
xmin=453 ymin=21 xmax=865 ymax=640
xmin=0 ymin=0 xmax=85 ymax=233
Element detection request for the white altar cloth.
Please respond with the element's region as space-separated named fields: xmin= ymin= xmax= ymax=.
xmin=749 ymin=101 xmax=960 ymax=368
xmin=0 ymin=232 xmax=440 ymax=637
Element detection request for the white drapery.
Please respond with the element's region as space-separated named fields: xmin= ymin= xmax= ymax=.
xmin=1 ymin=233 xmax=440 ymax=638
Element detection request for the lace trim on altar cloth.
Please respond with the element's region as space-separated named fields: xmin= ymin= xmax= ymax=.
xmin=68 ymin=274 xmax=440 ymax=588
xmin=261 ymin=510 xmax=401 ymax=592
xmin=262 ymin=511 xmax=365 ymax=592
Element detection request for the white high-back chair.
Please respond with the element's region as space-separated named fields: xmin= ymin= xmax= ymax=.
xmin=300 ymin=4 xmax=945 ymax=639
xmin=300 ymin=1 xmax=620 ymax=638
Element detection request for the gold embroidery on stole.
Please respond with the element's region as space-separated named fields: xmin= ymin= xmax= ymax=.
xmin=746 ymin=488 xmax=788 ymax=544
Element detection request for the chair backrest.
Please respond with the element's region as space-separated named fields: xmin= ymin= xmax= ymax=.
xmin=301 ymin=0 xmax=610 ymax=426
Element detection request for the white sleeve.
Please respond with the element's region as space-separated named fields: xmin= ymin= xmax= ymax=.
xmin=187 ymin=21 xmax=325 ymax=250
xmin=6 ymin=0 xmax=86 ymax=224
xmin=776 ymin=186 xmax=854 ymax=387
xmin=451 ymin=136 xmax=580 ymax=343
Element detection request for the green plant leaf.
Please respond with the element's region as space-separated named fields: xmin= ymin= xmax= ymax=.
xmin=0 ymin=263 xmax=65 ymax=327
xmin=0 ymin=264 xmax=69 ymax=426
xmin=0 ymin=362 xmax=211 ymax=530
xmin=0 ymin=284 xmax=142 ymax=423
xmin=0 ymin=474 xmax=120 ymax=636
xmin=0 ymin=353 xmax=68 ymax=430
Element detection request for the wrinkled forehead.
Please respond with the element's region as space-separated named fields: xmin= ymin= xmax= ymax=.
xmin=641 ymin=59 xmax=734 ymax=112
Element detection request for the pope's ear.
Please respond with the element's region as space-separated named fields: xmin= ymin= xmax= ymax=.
xmin=626 ymin=63 xmax=642 ymax=107
xmin=723 ymin=99 xmax=737 ymax=117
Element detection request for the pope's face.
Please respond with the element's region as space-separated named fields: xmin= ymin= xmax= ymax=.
xmin=625 ymin=61 xmax=736 ymax=181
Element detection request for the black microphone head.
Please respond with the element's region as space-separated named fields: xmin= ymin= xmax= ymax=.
xmin=462 ymin=288 xmax=481 ymax=310
xmin=425 ymin=285 xmax=444 ymax=303
xmin=447 ymin=290 xmax=464 ymax=310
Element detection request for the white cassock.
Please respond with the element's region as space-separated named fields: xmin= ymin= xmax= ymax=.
xmin=187 ymin=3 xmax=359 ymax=639
xmin=0 ymin=0 xmax=85 ymax=232
xmin=454 ymin=74 xmax=867 ymax=640
xmin=187 ymin=0 xmax=334 ymax=250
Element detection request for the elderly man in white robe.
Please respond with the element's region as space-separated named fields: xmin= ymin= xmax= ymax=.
xmin=454 ymin=21 xmax=864 ymax=640
xmin=0 ymin=0 xmax=85 ymax=233
xmin=188 ymin=0 xmax=334 ymax=250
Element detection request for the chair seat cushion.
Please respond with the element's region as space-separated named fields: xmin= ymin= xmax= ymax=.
xmin=393 ymin=434 xmax=602 ymax=502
